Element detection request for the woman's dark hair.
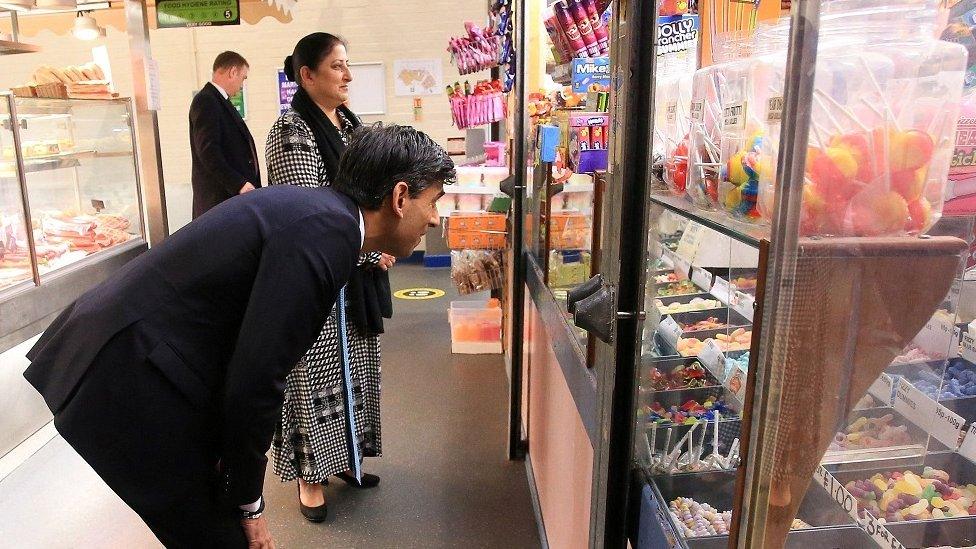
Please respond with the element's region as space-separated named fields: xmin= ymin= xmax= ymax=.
xmin=334 ymin=124 xmax=456 ymax=210
xmin=283 ymin=32 xmax=346 ymax=86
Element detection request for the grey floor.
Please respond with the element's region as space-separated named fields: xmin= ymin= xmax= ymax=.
xmin=0 ymin=265 xmax=540 ymax=548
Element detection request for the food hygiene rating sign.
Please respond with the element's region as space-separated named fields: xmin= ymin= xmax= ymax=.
xmin=157 ymin=0 xmax=240 ymax=28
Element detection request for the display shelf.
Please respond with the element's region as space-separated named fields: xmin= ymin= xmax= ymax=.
xmin=651 ymin=192 xmax=769 ymax=248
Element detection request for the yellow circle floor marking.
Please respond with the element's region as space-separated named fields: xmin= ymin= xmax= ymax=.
xmin=393 ymin=288 xmax=446 ymax=300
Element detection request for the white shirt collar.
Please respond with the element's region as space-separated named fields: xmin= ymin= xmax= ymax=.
xmin=359 ymin=209 xmax=365 ymax=248
xmin=211 ymin=81 xmax=229 ymax=100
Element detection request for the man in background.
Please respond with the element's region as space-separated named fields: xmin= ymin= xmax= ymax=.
xmin=190 ymin=51 xmax=260 ymax=219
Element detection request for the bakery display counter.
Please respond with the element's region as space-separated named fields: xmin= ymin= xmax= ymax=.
xmin=0 ymin=94 xmax=146 ymax=353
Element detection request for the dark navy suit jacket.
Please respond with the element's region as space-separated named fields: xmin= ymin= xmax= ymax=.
xmin=24 ymin=185 xmax=361 ymax=506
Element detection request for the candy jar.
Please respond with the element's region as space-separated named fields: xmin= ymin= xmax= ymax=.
xmin=759 ymin=1 xmax=966 ymax=236
xmin=687 ymin=31 xmax=753 ymax=210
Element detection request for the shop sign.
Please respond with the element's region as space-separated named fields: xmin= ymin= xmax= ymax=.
xmin=157 ymin=0 xmax=240 ymax=28
xmin=277 ymin=69 xmax=298 ymax=114
xmin=570 ymin=57 xmax=610 ymax=93
xmin=656 ymin=14 xmax=699 ymax=56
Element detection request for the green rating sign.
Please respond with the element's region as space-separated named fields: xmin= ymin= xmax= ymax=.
xmin=157 ymin=0 xmax=240 ymax=28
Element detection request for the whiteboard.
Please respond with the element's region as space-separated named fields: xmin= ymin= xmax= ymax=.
xmin=347 ymin=62 xmax=386 ymax=115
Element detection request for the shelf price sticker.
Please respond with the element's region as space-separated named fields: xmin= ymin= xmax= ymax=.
xmin=665 ymin=101 xmax=678 ymax=123
xmin=731 ymin=292 xmax=755 ymax=323
xmin=894 ymin=377 xmax=934 ymax=430
xmin=712 ymin=277 xmax=731 ymax=305
xmin=814 ymin=465 xmax=906 ymax=549
xmin=868 ymin=374 xmax=895 ymax=406
xmin=698 ymin=338 xmax=725 ymax=378
xmin=932 ymin=403 xmax=965 ymax=449
xmin=676 ymin=222 xmax=705 ymax=260
xmin=914 ymin=314 xmax=955 ymax=358
xmin=690 ymin=266 xmax=712 ymax=292
xmin=659 ymin=316 xmax=682 ymax=349
xmin=962 ymin=332 xmax=976 ymax=364
xmin=958 ymin=422 xmax=976 ymax=464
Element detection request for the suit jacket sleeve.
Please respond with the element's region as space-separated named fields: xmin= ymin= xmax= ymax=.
xmin=190 ymin=92 xmax=251 ymax=194
xmin=219 ymin=212 xmax=358 ymax=506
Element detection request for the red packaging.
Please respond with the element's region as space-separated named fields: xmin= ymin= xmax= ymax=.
xmin=553 ymin=1 xmax=588 ymax=58
xmin=568 ymin=0 xmax=602 ymax=57
xmin=580 ymin=0 xmax=610 ymax=54
xmin=590 ymin=126 xmax=604 ymax=150
xmin=544 ymin=13 xmax=572 ymax=61
xmin=577 ymin=127 xmax=591 ymax=151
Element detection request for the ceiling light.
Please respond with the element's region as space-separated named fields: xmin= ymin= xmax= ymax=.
xmin=72 ymin=11 xmax=104 ymax=40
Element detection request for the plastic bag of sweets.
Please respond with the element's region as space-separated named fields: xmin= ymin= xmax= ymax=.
xmin=759 ymin=1 xmax=966 ymax=236
xmin=660 ymin=66 xmax=694 ymax=197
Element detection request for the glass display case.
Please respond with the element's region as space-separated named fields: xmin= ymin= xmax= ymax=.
xmin=626 ymin=2 xmax=976 ymax=547
xmin=0 ymin=93 xmax=146 ymax=352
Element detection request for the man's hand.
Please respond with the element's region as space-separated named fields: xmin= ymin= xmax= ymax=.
xmin=240 ymin=182 xmax=256 ymax=194
xmin=241 ymin=516 xmax=275 ymax=548
xmin=377 ymin=253 xmax=397 ymax=271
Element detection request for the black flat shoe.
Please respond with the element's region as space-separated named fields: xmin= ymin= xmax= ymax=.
xmin=334 ymin=471 xmax=380 ymax=488
xmin=297 ymin=482 xmax=328 ymax=523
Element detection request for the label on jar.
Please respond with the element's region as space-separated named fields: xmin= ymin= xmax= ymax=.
xmin=766 ymin=96 xmax=784 ymax=124
xmin=689 ymin=100 xmax=704 ymax=121
xmin=814 ymin=465 xmax=906 ymax=549
xmin=723 ymin=101 xmax=747 ymax=131
xmin=666 ymin=101 xmax=678 ymax=123
xmin=659 ymin=316 xmax=682 ymax=348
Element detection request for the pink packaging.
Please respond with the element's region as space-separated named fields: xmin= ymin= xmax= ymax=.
xmin=580 ymin=0 xmax=610 ymax=54
xmin=567 ymin=0 xmax=601 ymax=57
xmin=553 ymin=1 xmax=588 ymax=58
xmin=544 ymin=13 xmax=570 ymax=62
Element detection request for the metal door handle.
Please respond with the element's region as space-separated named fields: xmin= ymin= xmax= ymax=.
xmin=567 ymin=274 xmax=604 ymax=314
xmin=574 ymin=284 xmax=615 ymax=343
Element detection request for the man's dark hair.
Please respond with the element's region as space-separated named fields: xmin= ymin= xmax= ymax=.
xmin=283 ymin=32 xmax=346 ymax=86
xmin=213 ymin=51 xmax=249 ymax=72
xmin=334 ymin=124 xmax=456 ymax=210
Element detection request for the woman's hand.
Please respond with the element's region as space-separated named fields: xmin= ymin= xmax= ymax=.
xmin=377 ymin=253 xmax=397 ymax=271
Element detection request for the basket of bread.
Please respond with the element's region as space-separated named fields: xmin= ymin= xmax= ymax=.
xmin=13 ymin=63 xmax=115 ymax=100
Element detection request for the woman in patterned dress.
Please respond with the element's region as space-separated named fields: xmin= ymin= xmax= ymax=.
xmin=266 ymin=32 xmax=395 ymax=522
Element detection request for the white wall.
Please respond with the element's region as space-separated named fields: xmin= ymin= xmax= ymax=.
xmin=0 ymin=0 xmax=491 ymax=230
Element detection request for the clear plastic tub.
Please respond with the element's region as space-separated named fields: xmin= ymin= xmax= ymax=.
xmin=449 ymin=300 xmax=503 ymax=354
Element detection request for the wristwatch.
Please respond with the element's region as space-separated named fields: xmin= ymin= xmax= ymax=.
xmin=238 ymin=496 xmax=265 ymax=520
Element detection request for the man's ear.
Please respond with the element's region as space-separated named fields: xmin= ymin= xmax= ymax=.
xmin=390 ymin=181 xmax=410 ymax=219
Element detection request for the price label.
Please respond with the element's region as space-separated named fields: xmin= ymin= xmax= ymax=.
xmin=932 ymin=403 xmax=965 ymax=449
xmin=690 ymin=100 xmax=704 ymax=121
xmin=732 ymin=292 xmax=755 ymax=322
xmin=660 ymin=316 xmax=683 ymax=348
xmin=868 ymin=374 xmax=894 ymax=406
xmin=894 ymin=378 xmax=937 ymax=436
xmin=723 ymin=101 xmax=747 ymax=131
xmin=676 ymin=222 xmax=705 ymax=260
xmin=958 ymin=423 xmax=976 ymax=464
xmin=698 ymin=338 xmax=725 ymax=378
xmin=814 ymin=465 xmax=906 ymax=549
xmin=712 ymin=277 xmax=732 ymax=305
xmin=962 ymin=332 xmax=976 ymax=364
xmin=914 ymin=314 xmax=954 ymax=358
xmin=666 ymin=101 xmax=678 ymax=123
xmin=766 ymin=96 xmax=784 ymax=124
xmin=691 ymin=267 xmax=712 ymax=292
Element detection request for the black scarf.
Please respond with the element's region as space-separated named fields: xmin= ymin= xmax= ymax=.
xmin=290 ymin=87 xmax=393 ymax=335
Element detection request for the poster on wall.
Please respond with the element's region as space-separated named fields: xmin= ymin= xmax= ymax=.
xmin=230 ymin=82 xmax=247 ymax=120
xmin=157 ymin=0 xmax=240 ymax=28
xmin=393 ymin=59 xmax=443 ymax=97
xmin=277 ymin=69 xmax=298 ymax=114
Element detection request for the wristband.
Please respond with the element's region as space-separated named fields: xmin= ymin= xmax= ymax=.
xmin=238 ymin=496 xmax=264 ymax=520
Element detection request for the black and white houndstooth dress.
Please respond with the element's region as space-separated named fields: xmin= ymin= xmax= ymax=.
xmin=266 ymin=109 xmax=383 ymax=483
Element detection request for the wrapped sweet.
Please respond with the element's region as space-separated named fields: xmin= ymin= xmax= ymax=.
xmin=660 ymin=69 xmax=694 ymax=197
xmin=758 ymin=2 xmax=966 ymax=236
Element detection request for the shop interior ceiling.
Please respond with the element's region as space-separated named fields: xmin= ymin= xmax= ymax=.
xmin=0 ymin=0 xmax=297 ymax=40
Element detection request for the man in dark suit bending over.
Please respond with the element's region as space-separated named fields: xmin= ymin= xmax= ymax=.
xmin=190 ymin=51 xmax=260 ymax=219
xmin=23 ymin=125 xmax=454 ymax=548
